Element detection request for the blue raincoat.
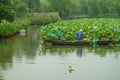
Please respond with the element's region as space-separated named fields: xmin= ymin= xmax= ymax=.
xmin=77 ymin=31 xmax=82 ymax=40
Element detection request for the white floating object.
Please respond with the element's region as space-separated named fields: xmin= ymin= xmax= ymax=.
xmin=19 ymin=29 xmax=26 ymax=35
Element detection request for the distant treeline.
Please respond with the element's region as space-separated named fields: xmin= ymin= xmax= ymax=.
xmin=1 ymin=0 xmax=120 ymax=22
xmin=47 ymin=0 xmax=120 ymax=19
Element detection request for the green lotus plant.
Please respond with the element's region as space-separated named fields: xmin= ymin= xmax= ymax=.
xmin=39 ymin=18 xmax=120 ymax=46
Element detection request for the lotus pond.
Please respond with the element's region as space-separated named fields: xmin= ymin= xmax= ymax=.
xmin=40 ymin=18 xmax=120 ymax=46
xmin=0 ymin=26 xmax=120 ymax=80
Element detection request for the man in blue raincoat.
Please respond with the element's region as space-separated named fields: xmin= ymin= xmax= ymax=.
xmin=77 ymin=30 xmax=82 ymax=40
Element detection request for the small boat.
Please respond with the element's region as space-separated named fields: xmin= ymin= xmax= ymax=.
xmin=44 ymin=40 xmax=113 ymax=45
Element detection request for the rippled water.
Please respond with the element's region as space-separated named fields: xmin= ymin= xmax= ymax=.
xmin=0 ymin=26 xmax=120 ymax=80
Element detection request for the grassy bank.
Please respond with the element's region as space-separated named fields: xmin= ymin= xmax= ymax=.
xmin=29 ymin=12 xmax=61 ymax=25
xmin=39 ymin=18 xmax=120 ymax=46
xmin=0 ymin=12 xmax=61 ymax=39
xmin=0 ymin=20 xmax=30 ymax=38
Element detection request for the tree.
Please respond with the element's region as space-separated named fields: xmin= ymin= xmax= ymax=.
xmin=26 ymin=0 xmax=40 ymax=12
xmin=80 ymin=0 xmax=89 ymax=16
xmin=97 ymin=0 xmax=110 ymax=16
xmin=48 ymin=0 xmax=75 ymax=19
xmin=115 ymin=0 xmax=120 ymax=16
xmin=87 ymin=0 xmax=99 ymax=16
xmin=40 ymin=0 xmax=51 ymax=12
xmin=12 ymin=0 xmax=29 ymax=17
xmin=0 ymin=0 xmax=15 ymax=22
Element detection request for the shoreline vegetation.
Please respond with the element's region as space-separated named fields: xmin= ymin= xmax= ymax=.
xmin=1 ymin=12 xmax=120 ymax=47
xmin=0 ymin=20 xmax=30 ymax=39
xmin=0 ymin=12 xmax=61 ymax=39
xmin=40 ymin=18 xmax=120 ymax=46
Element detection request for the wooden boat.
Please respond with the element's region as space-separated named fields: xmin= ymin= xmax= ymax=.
xmin=44 ymin=40 xmax=113 ymax=45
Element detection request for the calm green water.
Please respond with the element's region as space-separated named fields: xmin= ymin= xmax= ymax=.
xmin=0 ymin=27 xmax=120 ymax=80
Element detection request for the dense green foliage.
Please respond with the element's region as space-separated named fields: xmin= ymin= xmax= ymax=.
xmin=0 ymin=0 xmax=120 ymax=21
xmin=47 ymin=0 xmax=74 ymax=18
xmin=35 ymin=0 xmax=120 ymax=18
xmin=47 ymin=0 xmax=120 ymax=18
xmin=0 ymin=0 xmax=15 ymax=22
xmin=27 ymin=0 xmax=40 ymax=12
xmin=2 ymin=0 xmax=120 ymax=19
xmin=13 ymin=0 xmax=29 ymax=17
xmin=1 ymin=0 xmax=120 ymax=40
xmin=40 ymin=18 xmax=120 ymax=43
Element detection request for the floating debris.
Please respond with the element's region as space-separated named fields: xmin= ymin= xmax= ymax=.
xmin=68 ymin=65 xmax=75 ymax=73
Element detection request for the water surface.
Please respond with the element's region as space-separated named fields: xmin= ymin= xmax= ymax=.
xmin=0 ymin=27 xmax=120 ymax=80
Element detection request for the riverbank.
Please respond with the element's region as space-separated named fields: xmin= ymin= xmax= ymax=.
xmin=0 ymin=19 xmax=30 ymax=39
xmin=0 ymin=13 xmax=61 ymax=39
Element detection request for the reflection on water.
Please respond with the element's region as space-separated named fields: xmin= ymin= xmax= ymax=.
xmin=0 ymin=26 xmax=40 ymax=71
xmin=40 ymin=45 xmax=120 ymax=58
xmin=77 ymin=49 xmax=83 ymax=57
xmin=0 ymin=26 xmax=120 ymax=80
